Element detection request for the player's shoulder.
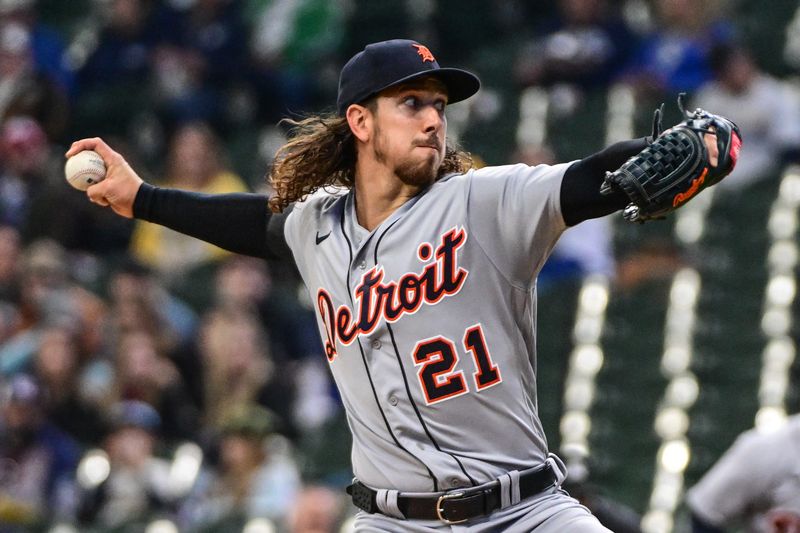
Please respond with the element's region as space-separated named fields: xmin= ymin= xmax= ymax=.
xmin=466 ymin=162 xmax=570 ymax=181
xmin=455 ymin=163 xmax=572 ymax=195
xmin=736 ymin=416 xmax=800 ymax=449
xmin=785 ymin=413 xmax=800 ymax=438
xmin=473 ymin=163 xmax=529 ymax=179
xmin=433 ymin=164 xmax=536 ymax=185
xmin=290 ymin=186 xmax=348 ymax=215
xmin=284 ymin=187 xmax=348 ymax=254
xmin=285 ymin=186 xmax=348 ymax=239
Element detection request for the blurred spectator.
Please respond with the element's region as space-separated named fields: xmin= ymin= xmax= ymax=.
xmin=112 ymin=329 xmax=200 ymax=443
xmin=34 ymin=0 xmax=93 ymax=39
xmin=540 ymin=215 xmax=615 ymax=289
xmin=77 ymin=400 xmax=181 ymax=529
xmin=693 ymin=43 xmax=800 ymax=190
xmin=129 ymin=121 xmax=249 ymax=279
xmin=183 ymin=404 xmax=301 ymax=532
xmin=176 ymin=0 xmax=247 ymax=85
xmin=0 ymin=116 xmax=130 ymax=251
xmin=198 ymin=306 xmax=297 ymax=439
xmin=211 ymin=256 xmax=338 ymax=442
xmin=73 ymin=0 xmax=162 ymax=138
xmin=246 ymin=0 xmax=344 ymax=122
xmin=0 ymin=301 xmax=19 ymax=347
xmin=0 ymin=374 xmax=80 ymax=528
xmin=686 ymin=413 xmax=800 ymax=532
xmin=625 ymin=0 xmax=735 ymax=97
xmin=214 ymin=255 xmax=321 ymax=364
xmin=0 ymin=0 xmax=74 ymax=95
xmin=292 ymin=403 xmax=352 ymax=495
xmin=0 ymin=224 xmax=21 ymax=299
xmin=0 ymin=116 xmax=52 ymax=234
xmin=1 ymin=239 xmax=107 ymax=375
xmin=79 ymin=0 xmax=160 ymax=85
xmin=213 ymin=256 xmax=271 ymax=313
xmin=287 ymin=484 xmax=346 ymax=533
xmin=0 ymin=21 xmax=69 ymax=140
xmin=108 ymin=256 xmax=198 ymax=352
xmin=107 ymin=256 xmax=201 ymax=401
xmin=433 ymin=0 xmax=535 ymax=64
xmin=19 ymin=240 xmax=106 ymax=349
xmin=33 ymin=324 xmax=105 ymax=446
xmin=150 ymin=0 xmax=248 ymax=128
xmin=341 ymin=0 xmax=412 ymax=62
xmin=615 ymin=240 xmax=685 ymax=291
xmin=515 ymin=0 xmax=637 ymax=91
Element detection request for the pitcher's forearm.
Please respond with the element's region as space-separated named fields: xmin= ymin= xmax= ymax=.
xmin=133 ymin=184 xmax=291 ymax=260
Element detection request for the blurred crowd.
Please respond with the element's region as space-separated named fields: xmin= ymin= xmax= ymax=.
xmin=1 ymin=0 xmax=799 ymax=532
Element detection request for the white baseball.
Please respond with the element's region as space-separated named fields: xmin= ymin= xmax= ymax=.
xmin=65 ymin=150 xmax=106 ymax=191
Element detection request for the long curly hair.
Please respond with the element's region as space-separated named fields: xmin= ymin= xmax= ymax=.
xmin=267 ymin=110 xmax=475 ymax=213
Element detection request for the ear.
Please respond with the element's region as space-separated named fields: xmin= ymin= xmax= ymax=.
xmin=346 ymin=104 xmax=372 ymax=143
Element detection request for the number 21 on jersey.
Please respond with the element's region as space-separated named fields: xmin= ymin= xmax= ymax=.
xmin=412 ymin=323 xmax=502 ymax=404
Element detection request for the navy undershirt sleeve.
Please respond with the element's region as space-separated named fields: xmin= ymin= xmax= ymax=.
xmin=132 ymin=183 xmax=293 ymax=260
xmin=560 ymin=137 xmax=649 ymax=226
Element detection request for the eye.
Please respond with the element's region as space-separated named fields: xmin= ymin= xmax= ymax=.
xmin=434 ymin=100 xmax=446 ymax=113
xmin=403 ymin=96 xmax=420 ymax=109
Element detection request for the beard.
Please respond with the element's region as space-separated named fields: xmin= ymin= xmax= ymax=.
xmin=394 ymin=155 xmax=439 ymax=187
xmin=373 ymin=125 xmax=441 ymax=188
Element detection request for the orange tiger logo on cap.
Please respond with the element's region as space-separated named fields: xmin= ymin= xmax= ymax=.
xmin=413 ymin=44 xmax=435 ymax=63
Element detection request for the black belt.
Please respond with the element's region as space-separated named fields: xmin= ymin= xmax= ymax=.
xmin=346 ymin=463 xmax=557 ymax=524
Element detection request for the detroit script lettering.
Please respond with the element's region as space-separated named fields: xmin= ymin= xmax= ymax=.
xmin=317 ymin=227 xmax=469 ymax=361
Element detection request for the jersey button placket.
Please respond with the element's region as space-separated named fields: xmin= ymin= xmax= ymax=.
xmin=371 ymin=339 xmax=382 ymax=350
xmin=388 ymin=396 xmax=398 ymax=406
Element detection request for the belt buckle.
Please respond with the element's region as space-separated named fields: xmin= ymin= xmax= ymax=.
xmin=436 ymin=491 xmax=468 ymax=524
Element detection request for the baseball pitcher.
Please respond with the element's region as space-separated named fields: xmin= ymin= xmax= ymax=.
xmin=68 ymin=39 xmax=740 ymax=531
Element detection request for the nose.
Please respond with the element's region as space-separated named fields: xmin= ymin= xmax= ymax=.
xmin=422 ymin=105 xmax=444 ymax=134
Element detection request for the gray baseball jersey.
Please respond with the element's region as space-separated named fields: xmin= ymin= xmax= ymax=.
xmin=284 ymin=161 xmax=569 ymax=493
xmin=686 ymin=414 xmax=800 ymax=532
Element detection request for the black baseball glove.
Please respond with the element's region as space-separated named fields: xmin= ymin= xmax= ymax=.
xmin=601 ymin=93 xmax=742 ymax=222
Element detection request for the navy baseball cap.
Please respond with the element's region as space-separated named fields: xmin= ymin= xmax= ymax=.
xmin=337 ymin=39 xmax=480 ymax=115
